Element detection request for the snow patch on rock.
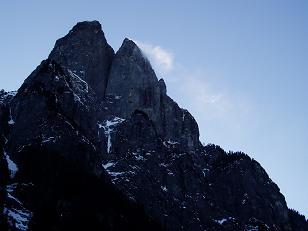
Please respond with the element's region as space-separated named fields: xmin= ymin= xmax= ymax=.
xmin=98 ymin=117 xmax=125 ymax=153
xmin=4 ymin=208 xmax=32 ymax=231
xmin=161 ymin=186 xmax=168 ymax=192
xmin=68 ymin=69 xmax=89 ymax=93
xmin=4 ymin=183 xmax=34 ymax=231
xmin=8 ymin=108 xmax=15 ymax=125
xmin=4 ymin=151 xmax=18 ymax=178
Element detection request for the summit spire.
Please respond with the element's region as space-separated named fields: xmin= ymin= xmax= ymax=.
xmin=48 ymin=20 xmax=114 ymax=96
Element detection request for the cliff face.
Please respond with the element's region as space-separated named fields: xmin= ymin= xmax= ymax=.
xmin=48 ymin=21 xmax=114 ymax=96
xmin=0 ymin=21 xmax=307 ymax=231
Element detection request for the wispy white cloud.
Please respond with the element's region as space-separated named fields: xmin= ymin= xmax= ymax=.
xmin=134 ymin=40 xmax=253 ymax=146
xmin=135 ymin=41 xmax=174 ymax=76
xmin=170 ymin=70 xmax=234 ymax=119
xmin=170 ymin=70 xmax=254 ymax=147
xmin=135 ymin=40 xmax=236 ymax=116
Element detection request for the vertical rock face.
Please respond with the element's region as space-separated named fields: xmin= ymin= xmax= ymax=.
xmin=9 ymin=60 xmax=103 ymax=175
xmin=49 ymin=21 xmax=114 ymax=96
xmin=106 ymin=38 xmax=161 ymax=120
xmin=106 ymin=38 xmax=200 ymax=151
xmin=0 ymin=21 xmax=307 ymax=231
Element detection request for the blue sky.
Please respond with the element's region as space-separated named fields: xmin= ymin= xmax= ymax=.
xmin=0 ymin=0 xmax=307 ymax=216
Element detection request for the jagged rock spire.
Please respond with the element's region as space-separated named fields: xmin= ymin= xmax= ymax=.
xmin=105 ymin=38 xmax=200 ymax=151
xmin=105 ymin=38 xmax=161 ymax=119
xmin=48 ymin=20 xmax=114 ymax=96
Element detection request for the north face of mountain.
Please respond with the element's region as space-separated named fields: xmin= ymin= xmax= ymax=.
xmin=0 ymin=21 xmax=307 ymax=231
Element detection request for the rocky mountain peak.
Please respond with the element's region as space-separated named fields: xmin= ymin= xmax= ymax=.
xmin=105 ymin=38 xmax=160 ymax=119
xmin=0 ymin=20 xmax=307 ymax=231
xmin=116 ymin=38 xmax=150 ymax=63
xmin=158 ymin=78 xmax=167 ymax=95
xmin=71 ymin=20 xmax=102 ymax=32
xmin=48 ymin=21 xmax=114 ymax=97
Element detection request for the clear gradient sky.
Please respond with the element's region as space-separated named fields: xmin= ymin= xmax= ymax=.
xmin=0 ymin=0 xmax=307 ymax=216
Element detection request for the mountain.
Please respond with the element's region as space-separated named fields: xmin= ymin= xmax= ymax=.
xmin=0 ymin=20 xmax=307 ymax=231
